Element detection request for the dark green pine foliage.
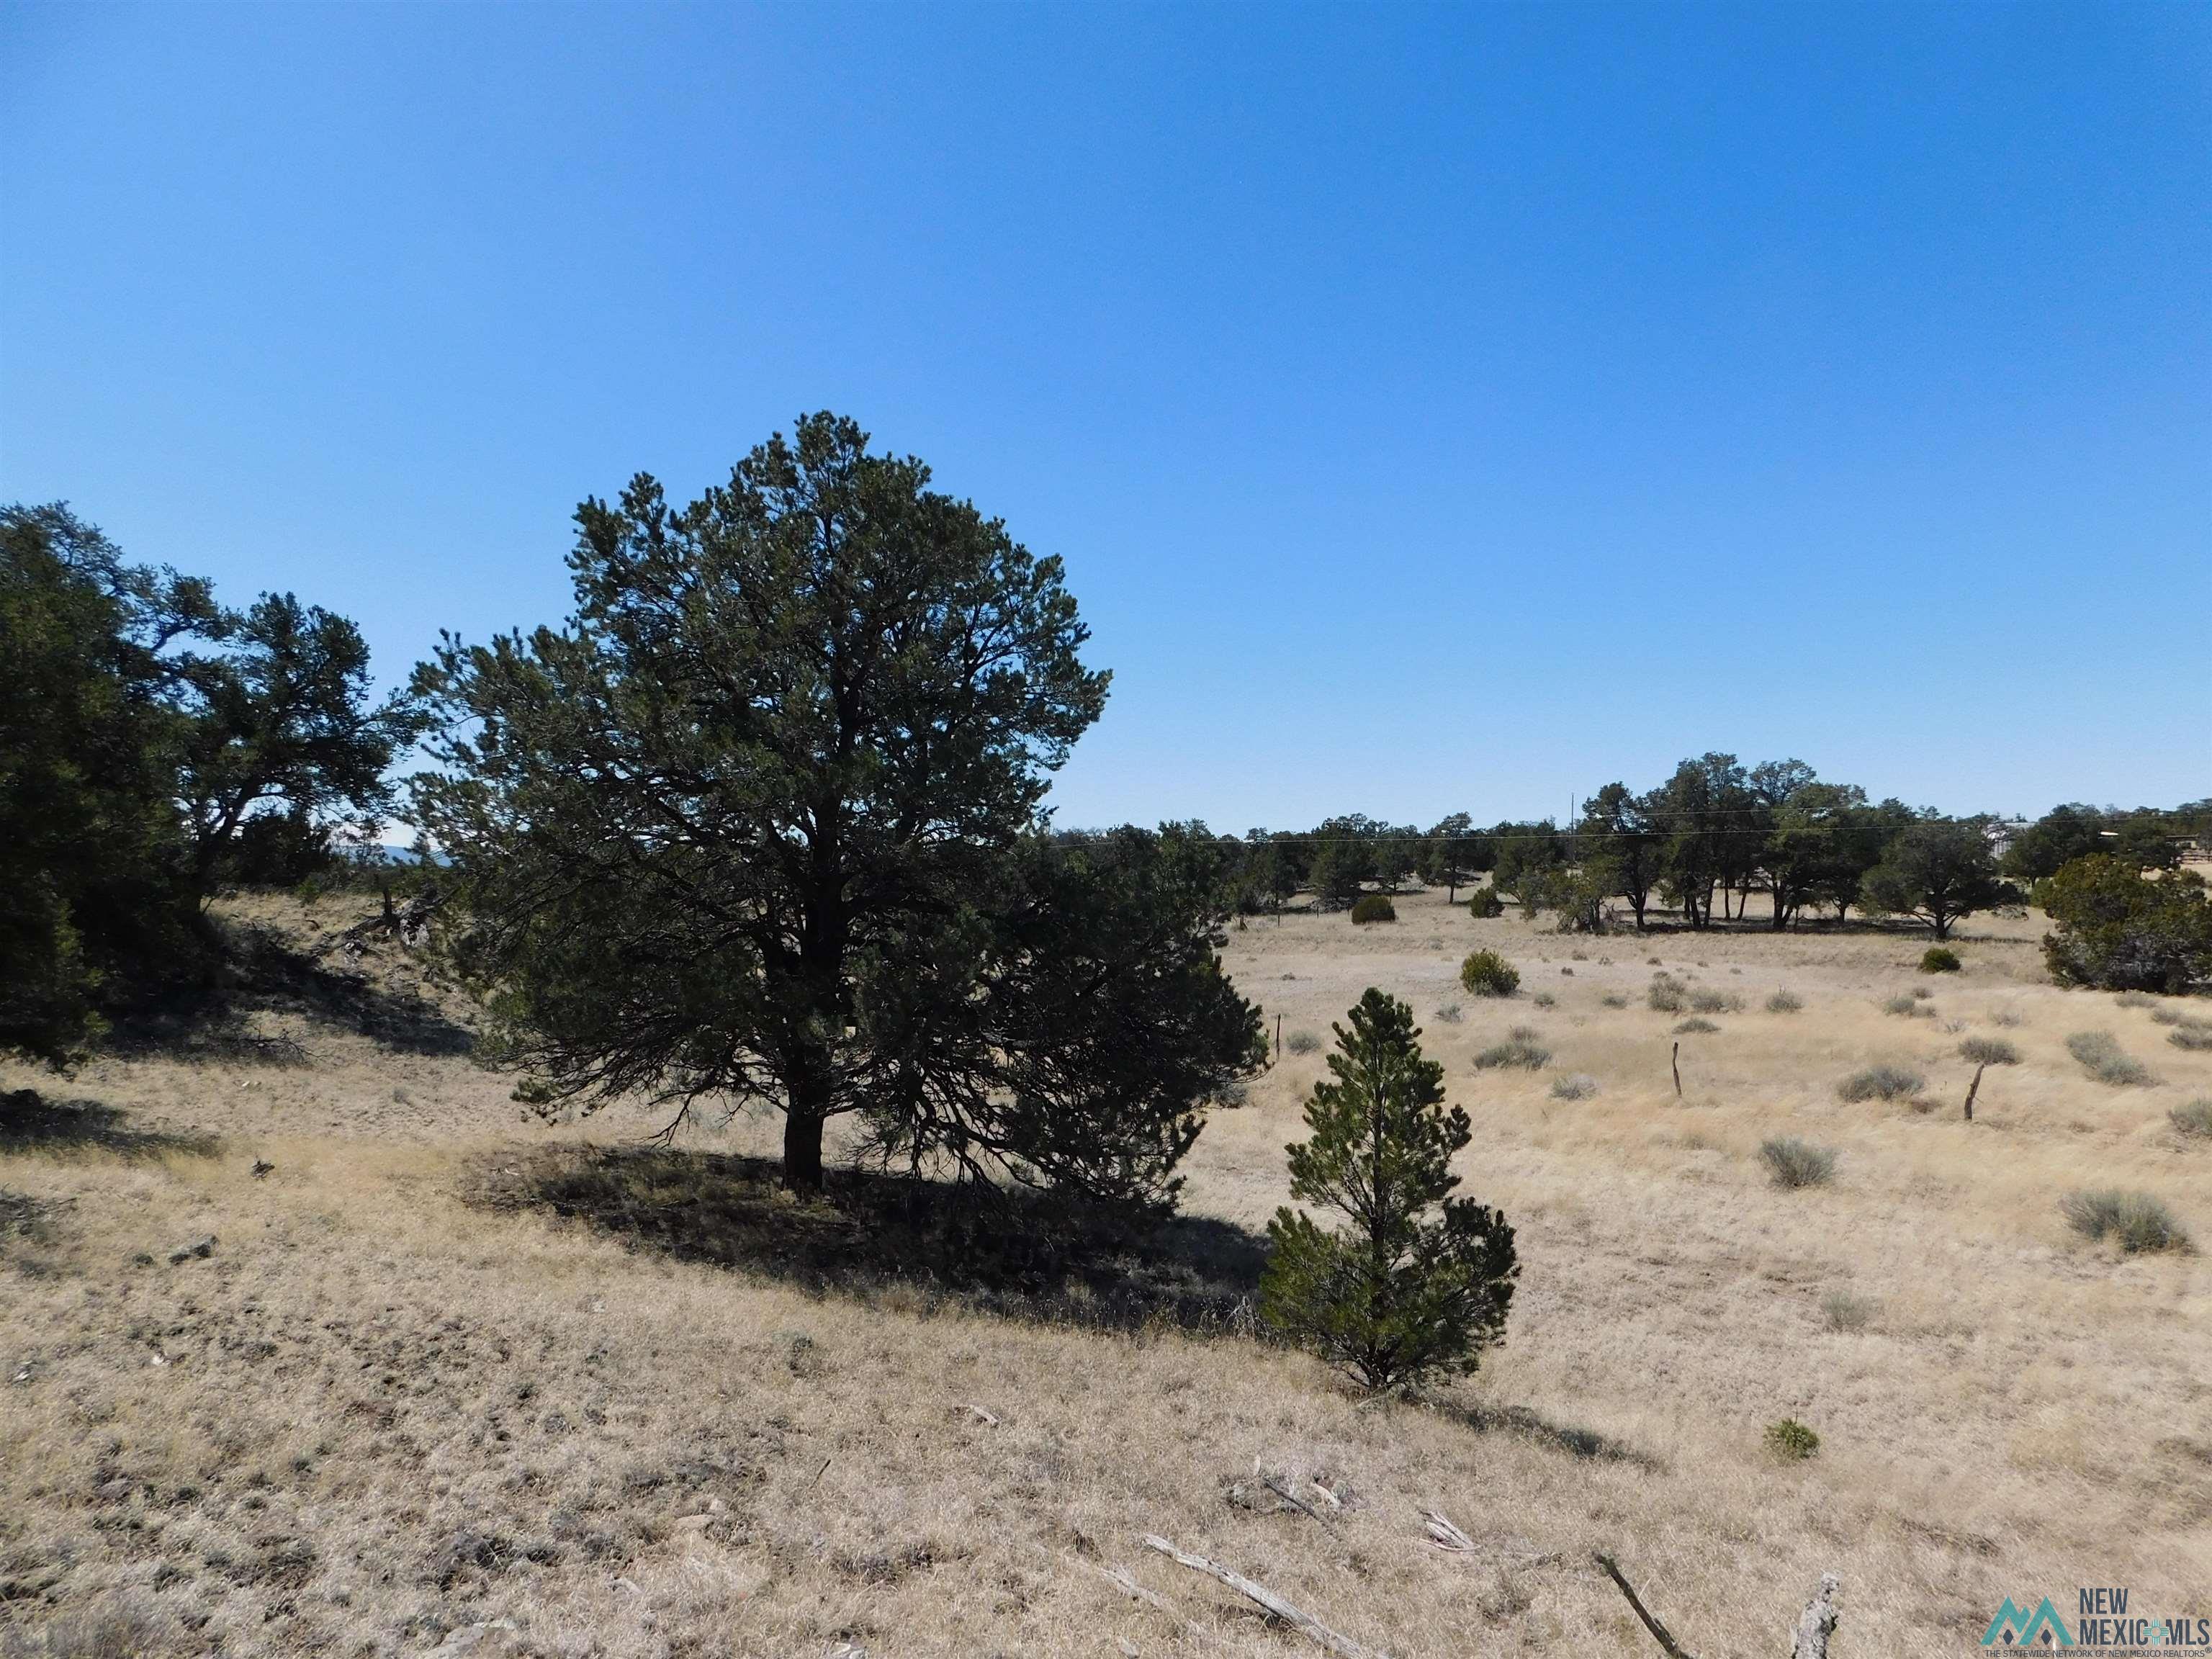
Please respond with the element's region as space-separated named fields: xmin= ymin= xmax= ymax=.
xmin=1261 ymin=989 xmax=1518 ymax=1392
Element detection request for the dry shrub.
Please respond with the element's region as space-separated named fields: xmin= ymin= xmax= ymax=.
xmin=2067 ymin=1031 xmax=2153 ymax=1087
xmin=2060 ymin=1189 xmax=2188 ymax=1254
xmin=2168 ymin=1099 xmax=2212 ymax=1139
xmin=2167 ymin=1020 xmax=2212 ymax=1053
xmin=1673 ymin=1018 xmax=1719 ymax=1035
xmin=1838 ymin=1064 xmax=1923 ymax=1102
xmin=1820 ymin=1291 xmax=1874 ymax=1333
xmin=1766 ymin=989 xmax=1803 ymax=1013
xmin=1647 ymin=974 xmax=1688 ymax=1014
xmin=1474 ymin=1031 xmax=1550 ymax=1070
xmin=1958 ymin=1036 xmax=2020 ymax=1066
xmin=1689 ymin=988 xmax=1742 ymax=1015
xmin=1549 ymin=1074 xmax=1597 ymax=1101
xmin=1761 ymin=1137 xmax=1837 ymax=1189
xmin=1285 ymin=1030 xmax=1321 ymax=1056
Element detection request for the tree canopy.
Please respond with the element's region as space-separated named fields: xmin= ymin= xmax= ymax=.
xmin=410 ymin=414 xmax=1262 ymax=1200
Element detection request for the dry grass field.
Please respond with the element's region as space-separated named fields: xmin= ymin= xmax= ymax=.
xmin=2 ymin=886 xmax=2208 ymax=1658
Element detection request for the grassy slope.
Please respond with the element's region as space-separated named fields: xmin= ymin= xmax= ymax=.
xmin=1 ymin=888 xmax=2207 ymax=1657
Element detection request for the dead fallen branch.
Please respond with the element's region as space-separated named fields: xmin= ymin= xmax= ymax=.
xmin=1142 ymin=1534 xmax=1389 ymax=1659
xmin=1593 ymin=1552 xmax=1700 ymax=1659
xmin=1074 ymin=1554 xmax=1221 ymax=1647
xmin=1420 ymin=1510 xmax=1477 ymax=1552
xmin=956 ymin=1403 xmax=1001 ymax=1426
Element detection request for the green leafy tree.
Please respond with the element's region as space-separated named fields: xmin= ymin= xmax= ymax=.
xmin=1761 ymin=781 xmax=1865 ymax=930
xmin=1651 ymin=752 xmax=1746 ymax=930
xmin=1416 ymin=812 xmax=1477 ymax=902
xmin=1576 ymin=783 xmax=1661 ymax=930
xmin=2002 ymin=804 xmax=2109 ymax=883
xmin=1308 ymin=819 xmax=1379 ymax=910
xmin=410 ymin=414 xmax=1261 ymax=1199
xmin=0 ymin=506 xmax=210 ymax=1058
xmin=1490 ymin=819 xmax=1566 ymax=914
xmin=1261 ymin=990 xmax=1518 ymax=1392
xmin=2039 ymin=855 xmax=2212 ymax=993
xmin=1860 ymin=817 xmax=2002 ymax=940
xmin=175 ymin=592 xmax=426 ymax=898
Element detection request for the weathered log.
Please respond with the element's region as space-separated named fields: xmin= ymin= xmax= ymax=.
xmin=1076 ymin=1555 xmax=1221 ymax=1647
xmin=1142 ymin=1534 xmax=1389 ymax=1659
xmin=1791 ymin=1573 xmax=1840 ymax=1659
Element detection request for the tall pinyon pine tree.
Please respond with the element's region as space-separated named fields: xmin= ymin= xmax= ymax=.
xmin=1261 ymin=989 xmax=1517 ymax=1392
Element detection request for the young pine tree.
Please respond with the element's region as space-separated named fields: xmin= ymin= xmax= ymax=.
xmin=1260 ymin=989 xmax=1518 ymax=1392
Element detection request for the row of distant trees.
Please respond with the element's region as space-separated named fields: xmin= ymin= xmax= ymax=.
xmin=1221 ymin=766 xmax=2210 ymax=940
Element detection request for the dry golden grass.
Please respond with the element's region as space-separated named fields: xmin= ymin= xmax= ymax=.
xmin=2 ymin=887 xmax=2208 ymax=1656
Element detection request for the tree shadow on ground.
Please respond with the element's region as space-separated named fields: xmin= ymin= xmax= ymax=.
xmin=469 ymin=1144 xmax=1271 ymax=1337
xmin=0 ymin=1089 xmax=224 ymax=1160
xmin=1442 ymin=1400 xmax=1663 ymax=1470
xmin=105 ymin=919 xmax=475 ymax=1062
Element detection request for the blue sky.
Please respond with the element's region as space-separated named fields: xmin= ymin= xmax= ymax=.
xmin=5 ymin=2 xmax=2207 ymax=831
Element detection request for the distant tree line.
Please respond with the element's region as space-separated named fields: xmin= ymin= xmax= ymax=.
xmin=1218 ymin=758 xmax=2210 ymax=942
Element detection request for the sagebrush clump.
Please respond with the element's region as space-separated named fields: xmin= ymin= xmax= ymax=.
xmin=2060 ymin=1189 xmax=2188 ymax=1254
xmin=1838 ymin=1064 xmax=1923 ymax=1102
xmin=1474 ymin=1028 xmax=1550 ymax=1070
xmin=1647 ymin=974 xmax=1688 ymax=1013
xmin=1820 ymin=1291 xmax=1874 ymax=1333
xmin=1689 ymin=988 xmax=1741 ymax=1015
xmin=2067 ymin=1031 xmax=2153 ymax=1087
xmin=1958 ymin=1036 xmax=2020 ymax=1066
xmin=1549 ymin=1074 xmax=1597 ymax=1101
xmin=2169 ymin=1020 xmax=2212 ymax=1053
xmin=1673 ymin=1017 xmax=1719 ymax=1035
xmin=1460 ymin=950 xmax=1519 ymax=998
xmin=1761 ymin=1137 xmax=1837 ymax=1188
xmin=1920 ymin=945 xmax=1961 ymax=974
xmin=1285 ymin=1030 xmax=1321 ymax=1056
xmin=1766 ymin=989 xmax=1802 ymax=1013
xmin=2167 ymin=1099 xmax=2212 ymax=1138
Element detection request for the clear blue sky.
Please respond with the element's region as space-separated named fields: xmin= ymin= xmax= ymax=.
xmin=6 ymin=2 xmax=2207 ymax=832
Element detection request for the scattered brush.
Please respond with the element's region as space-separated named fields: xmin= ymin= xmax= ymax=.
xmin=1600 ymin=992 xmax=1629 ymax=1009
xmin=2149 ymin=1005 xmax=2188 ymax=1027
xmin=1689 ymin=988 xmax=1742 ymax=1015
xmin=1285 ymin=1030 xmax=1321 ymax=1056
xmin=1958 ymin=1036 xmax=2020 ymax=1066
xmin=1882 ymin=994 xmax=1930 ymax=1018
xmin=1992 ymin=1007 xmax=2024 ymax=1028
xmin=2168 ymin=1020 xmax=2212 ymax=1053
xmin=1761 ymin=1137 xmax=1837 ymax=1189
xmin=1549 ymin=1074 xmax=1598 ymax=1101
xmin=1432 ymin=1002 xmax=1462 ymax=1024
xmin=1766 ymin=989 xmax=1802 ymax=1014
xmin=1764 ymin=1419 xmax=1821 ymax=1460
xmin=1532 ymin=991 xmax=1557 ymax=1009
xmin=1474 ymin=1032 xmax=1551 ymax=1070
xmin=1647 ymin=974 xmax=1688 ymax=1014
xmin=1673 ymin=1017 xmax=1719 ymax=1035
xmin=1838 ymin=1064 xmax=1923 ymax=1103
xmin=2060 ymin=1189 xmax=2189 ymax=1254
xmin=1460 ymin=949 xmax=1519 ymax=998
xmin=2169 ymin=1099 xmax=2212 ymax=1138
xmin=2116 ymin=990 xmax=2157 ymax=1008
xmin=1820 ymin=1291 xmax=1874 ymax=1334
xmin=2067 ymin=1031 xmax=2154 ymax=1087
